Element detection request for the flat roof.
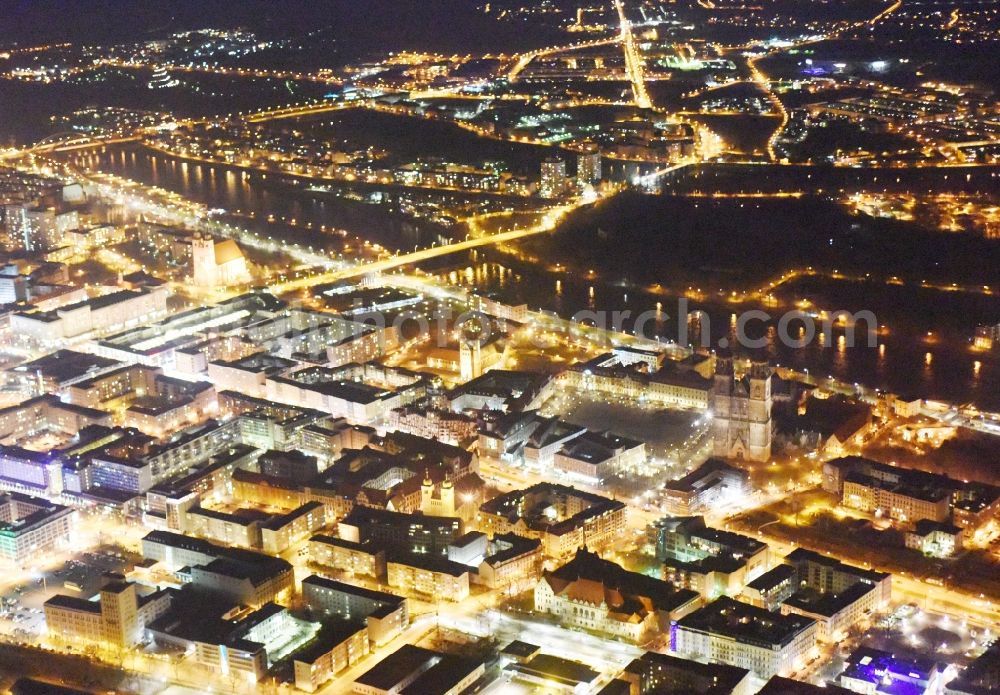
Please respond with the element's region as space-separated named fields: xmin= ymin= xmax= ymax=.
xmin=354 ymin=644 xmax=439 ymax=691
xmin=301 ymin=574 xmax=403 ymax=606
xmin=757 ymin=676 xmax=854 ymax=694
xmin=400 ymin=656 xmax=483 ymax=695
xmin=18 ymin=350 xmax=119 ymax=383
xmin=500 ymin=640 xmax=540 ymax=659
xmin=508 ymin=653 xmax=599 ymax=687
xmin=676 ymin=597 xmax=816 ymax=648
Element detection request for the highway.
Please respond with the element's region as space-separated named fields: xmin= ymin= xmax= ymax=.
xmin=615 ymin=0 xmax=653 ymax=109
xmin=870 ymin=0 xmax=904 ymax=26
xmin=506 ymin=36 xmax=621 ymax=83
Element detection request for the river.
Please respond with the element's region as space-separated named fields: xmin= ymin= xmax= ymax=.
xmin=60 ymin=143 xmax=1000 ymax=410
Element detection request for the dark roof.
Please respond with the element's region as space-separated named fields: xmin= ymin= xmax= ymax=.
xmin=508 ymin=654 xmax=599 ymax=688
xmin=756 ymin=677 xmax=853 ymax=694
xmin=44 ymin=594 xmax=100 ymax=614
xmin=623 ymin=652 xmax=750 ymax=694
xmin=388 ymin=550 xmax=470 ymax=577
xmin=500 ymin=640 xmax=540 ymax=659
xmin=782 ymin=582 xmax=877 ymax=618
xmin=746 ymin=563 xmax=798 ymax=592
xmin=595 ymin=680 xmax=632 ymax=695
xmin=301 ymin=574 xmax=403 ymax=607
xmin=649 ymin=366 xmax=712 ymax=390
xmin=354 ymin=644 xmax=439 ymax=691
xmin=544 ymin=549 xmax=699 ymax=617
xmin=783 ymin=549 xmax=890 ymax=584
xmin=400 ymin=656 xmax=483 ymax=695
xmin=676 ymin=598 xmax=816 ymax=649
xmin=18 ymin=350 xmax=119 ymax=383
xmin=911 ymin=519 xmax=962 ymax=537
xmin=665 ymin=458 xmax=747 ymax=493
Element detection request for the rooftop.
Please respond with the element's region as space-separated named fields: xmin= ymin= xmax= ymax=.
xmin=676 ymin=597 xmax=817 ymax=648
xmin=354 ymin=644 xmax=439 ymax=691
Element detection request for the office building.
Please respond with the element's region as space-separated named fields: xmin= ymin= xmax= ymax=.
xmin=141 ymin=530 xmax=293 ymax=607
xmin=339 ymin=506 xmax=463 ymax=557
xmin=44 ymin=580 xmax=172 ymax=648
xmin=672 ymin=597 xmax=818 ymax=679
xmin=619 ymin=651 xmax=754 ymax=695
xmin=655 ymin=515 xmax=769 ymax=599
xmin=302 ymin=574 xmax=408 ymax=646
xmin=663 ymin=458 xmax=751 ymax=516
xmin=479 ymin=482 xmax=627 ymax=559
xmin=0 ymin=492 xmax=75 ymax=562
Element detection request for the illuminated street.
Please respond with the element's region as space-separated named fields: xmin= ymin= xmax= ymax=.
xmin=0 ymin=2 xmax=999 ymax=695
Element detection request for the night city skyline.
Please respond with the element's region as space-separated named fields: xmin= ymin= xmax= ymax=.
xmin=0 ymin=2 xmax=999 ymax=695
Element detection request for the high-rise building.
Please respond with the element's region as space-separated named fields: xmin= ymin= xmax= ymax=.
xmin=8 ymin=206 xmax=79 ymax=252
xmin=711 ymin=351 xmax=773 ymax=462
xmin=540 ymin=157 xmax=567 ymax=198
xmin=577 ymin=146 xmax=602 ymax=186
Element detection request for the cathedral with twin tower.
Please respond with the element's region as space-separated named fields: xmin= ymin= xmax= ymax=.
xmin=711 ymin=349 xmax=773 ymax=462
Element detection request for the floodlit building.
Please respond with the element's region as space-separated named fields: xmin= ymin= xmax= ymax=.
xmin=656 ymin=515 xmax=769 ymax=599
xmin=141 ymin=530 xmax=294 ymax=607
xmin=837 ymin=647 xmax=945 ymax=695
xmin=386 ymin=552 xmax=471 ymax=602
xmin=663 ymin=458 xmax=751 ymax=516
xmin=479 ymin=482 xmax=626 ymax=559
xmin=619 ymin=651 xmax=754 ymax=695
xmin=44 ymin=580 xmax=172 ymax=648
xmin=301 ymin=574 xmax=408 ymax=646
xmin=353 ymin=644 xmax=484 ymax=695
xmin=11 ymin=287 xmax=169 ymax=346
xmin=540 ymin=157 xmax=568 ymax=198
xmin=292 ymin=622 xmax=370 ymax=693
xmin=673 ymin=597 xmax=818 ymax=680
xmin=711 ymin=352 xmax=773 ymax=462
xmin=823 ymin=456 xmax=1000 ymax=535
xmin=535 ymin=549 xmax=700 ymax=642
xmin=577 ymin=145 xmax=602 ymax=186
xmin=905 ymin=519 xmax=963 ymax=558
xmin=309 ymin=534 xmax=387 ymax=579
xmin=191 ymin=233 xmax=250 ymax=287
xmin=772 ymin=549 xmax=892 ymax=641
xmin=339 ymin=506 xmax=463 ymax=557
xmin=0 ymin=492 xmax=75 ymax=562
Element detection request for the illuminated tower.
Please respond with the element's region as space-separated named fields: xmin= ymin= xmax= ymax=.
xmin=100 ymin=582 xmax=140 ymax=647
xmin=440 ymin=479 xmax=455 ymax=516
xmin=577 ymin=145 xmax=602 ymax=187
xmin=459 ymin=317 xmax=489 ymax=381
xmin=420 ymin=471 xmax=434 ymax=510
xmin=540 ymin=157 xmax=567 ymax=198
xmin=711 ymin=351 xmax=772 ymax=462
xmin=191 ymin=233 xmax=218 ymax=287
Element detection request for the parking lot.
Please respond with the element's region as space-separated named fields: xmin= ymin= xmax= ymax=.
xmin=0 ymin=546 xmax=137 ymax=641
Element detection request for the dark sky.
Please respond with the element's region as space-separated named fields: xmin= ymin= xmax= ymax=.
xmin=0 ymin=1 xmax=485 ymax=45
